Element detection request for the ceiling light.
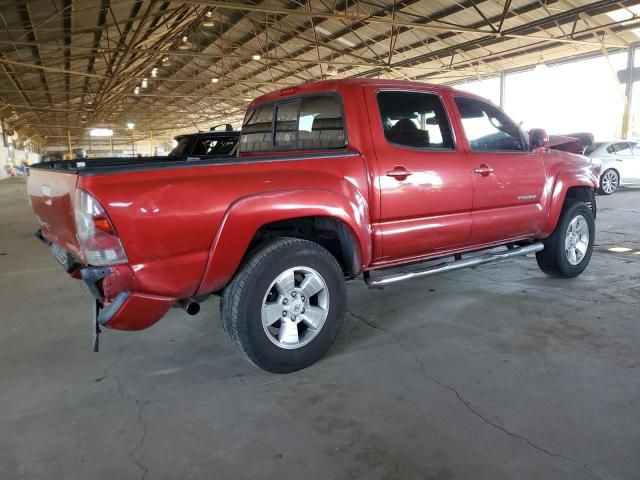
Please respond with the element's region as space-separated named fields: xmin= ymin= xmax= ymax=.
xmin=326 ymin=64 xmax=338 ymax=76
xmin=252 ymin=54 xmax=261 ymax=61
xmin=134 ymin=87 xmax=140 ymax=95
xmin=141 ymin=78 xmax=148 ymax=89
xmin=534 ymin=56 xmax=548 ymax=72
xmin=211 ymin=77 xmax=219 ymax=83
xmin=162 ymin=56 xmax=171 ymax=65
xmin=151 ymin=68 xmax=158 ymax=78
xmin=202 ymin=11 xmax=215 ymax=27
xmin=89 ymin=128 xmax=113 ymax=137
xmin=179 ymin=36 xmax=190 ymax=50
xmin=126 ymin=122 xmax=135 ymax=130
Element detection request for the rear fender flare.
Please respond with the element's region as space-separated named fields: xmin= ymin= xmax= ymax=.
xmin=197 ymin=188 xmax=371 ymax=294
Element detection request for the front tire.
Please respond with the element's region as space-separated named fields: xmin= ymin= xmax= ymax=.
xmin=536 ymin=201 xmax=595 ymax=278
xmin=598 ymin=169 xmax=619 ymax=195
xmin=221 ymin=238 xmax=346 ymax=373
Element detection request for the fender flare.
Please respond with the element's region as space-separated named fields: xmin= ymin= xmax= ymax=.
xmin=540 ymin=166 xmax=597 ymax=237
xmin=196 ymin=188 xmax=372 ymax=294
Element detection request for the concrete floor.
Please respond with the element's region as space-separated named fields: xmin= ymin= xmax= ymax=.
xmin=1 ymin=177 xmax=639 ymax=480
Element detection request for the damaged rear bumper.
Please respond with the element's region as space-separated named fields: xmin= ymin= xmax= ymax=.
xmin=81 ymin=265 xmax=175 ymax=331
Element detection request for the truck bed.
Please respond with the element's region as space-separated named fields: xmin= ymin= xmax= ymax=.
xmin=30 ymin=154 xmax=233 ymax=175
xmin=30 ymin=150 xmax=351 ymax=176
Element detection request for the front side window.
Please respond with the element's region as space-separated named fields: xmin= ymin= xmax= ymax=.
xmin=455 ymin=97 xmax=525 ymax=152
xmin=377 ymin=91 xmax=454 ymax=149
xmin=239 ymin=95 xmax=346 ymax=153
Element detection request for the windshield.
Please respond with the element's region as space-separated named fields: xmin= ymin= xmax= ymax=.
xmin=583 ymin=142 xmax=605 ymax=155
xmin=169 ymin=137 xmax=191 ymax=156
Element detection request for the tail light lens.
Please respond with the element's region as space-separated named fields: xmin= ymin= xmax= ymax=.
xmin=74 ymin=189 xmax=128 ymax=266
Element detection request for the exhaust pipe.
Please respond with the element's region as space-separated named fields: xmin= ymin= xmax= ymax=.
xmin=365 ymin=242 xmax=544 ymax=288
xmin=178 ymin=298 xmax=201 ymax=316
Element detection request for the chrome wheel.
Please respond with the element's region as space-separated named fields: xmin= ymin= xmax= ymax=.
xmin=565 ymin=214 xmax=590 ymax=265
xmin=261 ymin=266 xmax=329 ymax=349
xmin=601 ymin=170 xmax=619 ymax=194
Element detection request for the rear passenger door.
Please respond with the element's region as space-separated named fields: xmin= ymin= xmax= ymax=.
xmin=628 ymin=142 xmax=640 ymax=181
xmin=612 ymin=142 xmax=640 ymax=181
xmin=365 ymin=87 xmax=474 ymax=261
xmin=453 ymin=96 xmax=547 ymax=244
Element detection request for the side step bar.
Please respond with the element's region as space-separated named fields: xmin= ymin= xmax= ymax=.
xmin=365 ymin=242 xmax=544 ymax=288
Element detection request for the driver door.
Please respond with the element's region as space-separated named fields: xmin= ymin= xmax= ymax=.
xmin=453 ymin=96 xmax=547 ymax=245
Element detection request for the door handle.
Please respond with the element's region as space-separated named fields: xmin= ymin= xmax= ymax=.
xmin=386 ymin=166 xmax=413 ymax=180
xmin=473 ymin=164 xmax=494 ymax=176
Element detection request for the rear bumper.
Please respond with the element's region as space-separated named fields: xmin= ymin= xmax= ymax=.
xmin=81 ymin=265 xmax=175 ymax=331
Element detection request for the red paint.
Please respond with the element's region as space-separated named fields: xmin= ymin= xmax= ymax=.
xmin=27 ymin=79 xmax=597 ymax=331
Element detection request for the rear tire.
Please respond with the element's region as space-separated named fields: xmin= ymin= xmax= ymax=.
xmin=598 ymin=169 xmax=619 ymax=195
xmin=536 ymin=201 xmax=595 ymax=278
xmin=221 ymin=238 xmax=346 ymax=373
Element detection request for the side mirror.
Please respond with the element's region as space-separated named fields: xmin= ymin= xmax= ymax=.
xmin=529 ymin=128 xmax=549 ymax=150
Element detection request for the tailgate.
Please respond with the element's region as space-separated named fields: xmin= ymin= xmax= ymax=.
xmin=27 ymin=167 xmax=83 ymax=261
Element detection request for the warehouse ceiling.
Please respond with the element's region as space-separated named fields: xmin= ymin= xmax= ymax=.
xmin=0 ymin=0 xmax=639 ymax=147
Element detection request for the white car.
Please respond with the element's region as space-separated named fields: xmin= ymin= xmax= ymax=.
xmin=585 ymin=141 xmax=640 ymax=194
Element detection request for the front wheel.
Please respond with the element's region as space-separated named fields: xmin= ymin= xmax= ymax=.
xmin=536 ymin=201 xmax=595 ymax=278
xmin=598 ymin=169 xmax=619 ymax=195
xmin=221 ymin=238 xmax=346 ymax=373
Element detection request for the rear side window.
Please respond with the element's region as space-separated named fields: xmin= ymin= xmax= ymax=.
xmin=377 ymin=91 xmax=454 ymax=149
xmin=607 ymin=142 xmax=633 ymax=155
xmin=455 ymin=96 xmax=525 ymax=152
xmin=239 ymin=95 xmax=346 ymax=153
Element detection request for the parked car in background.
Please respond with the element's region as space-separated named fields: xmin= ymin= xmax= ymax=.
xmin=548 ymin=134 xmax=584 ymax=154
xmin=584 ymin=141 xmax=640 ymax=194
xmin=169 ymin=124 xmax=239 ymax=157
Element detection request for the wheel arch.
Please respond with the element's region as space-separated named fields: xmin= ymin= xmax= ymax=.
xmin=540 ymin=168 xmax=597 ymax=237
xmin=196 ymin=189 xmax=372 ymax=294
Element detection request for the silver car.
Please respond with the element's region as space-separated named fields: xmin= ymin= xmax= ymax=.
xmin=585 ymin=141 xmax=640 ymax=194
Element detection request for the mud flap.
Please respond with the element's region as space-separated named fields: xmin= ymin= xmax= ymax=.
xmin=92 ymin=299 xmax=101 ymax=352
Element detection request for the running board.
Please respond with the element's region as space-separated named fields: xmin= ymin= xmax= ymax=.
xmin=365 ymin=242 xmax=544 ymax=288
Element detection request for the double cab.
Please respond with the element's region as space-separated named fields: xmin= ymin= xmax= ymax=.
xmin=28 ymin=79 xmax=598 ymax=372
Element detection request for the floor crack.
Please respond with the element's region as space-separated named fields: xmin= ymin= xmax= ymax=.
xmin=93 ymin=347 xmax=124 ymax=383
xmin=129 ymin=399 xmax=150 ymax=480
xmin=347 ymin=309 xmax=422 ymax=347
xmin=415 ymin=355 xmax=603 ymax=480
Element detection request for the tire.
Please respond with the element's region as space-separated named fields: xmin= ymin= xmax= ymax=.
xmin=536 ymin=201 xmax=595 ymax=278
xmin=598 ymin=169 xmax=619 ymax=195
xmin=221 ymin=238 xmax=346 ymax=373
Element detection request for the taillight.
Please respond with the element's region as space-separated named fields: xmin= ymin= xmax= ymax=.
xmin=74 ymin=189 xmax=128 ymax=266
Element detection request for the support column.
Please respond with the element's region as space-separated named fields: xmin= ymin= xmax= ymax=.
xmin=622 ymin=43 xmax=636 ymax=139
xmin=499 ymin=71 xmax=506 ymax=108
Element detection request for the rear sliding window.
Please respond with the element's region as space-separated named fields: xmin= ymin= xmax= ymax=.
xmin=239 ymin=95 xmax=346 ymax=153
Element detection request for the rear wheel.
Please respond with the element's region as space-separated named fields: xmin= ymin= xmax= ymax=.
xmin=536 ymin=201 xmax=595 ymax=278
xmin=221 ymin=238 xmax=346 ymax=373
xmin=598 ymin=169 xmax=619 ymax=195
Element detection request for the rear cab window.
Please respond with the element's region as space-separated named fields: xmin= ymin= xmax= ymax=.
xmin=239 ymin=94 xmax=346 ymax=153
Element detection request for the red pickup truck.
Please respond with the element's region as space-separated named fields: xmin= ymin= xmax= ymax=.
xmin=28 ymin=79 xmax=598 ymax=373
